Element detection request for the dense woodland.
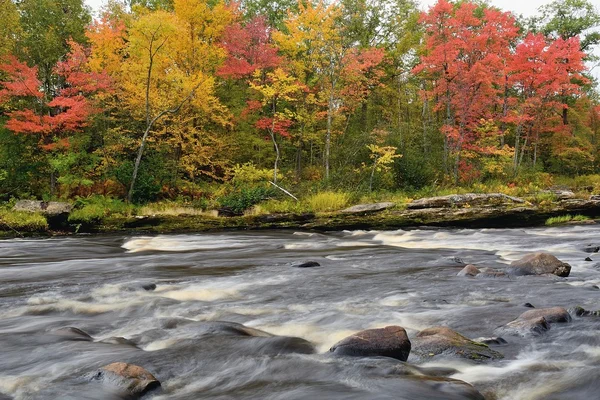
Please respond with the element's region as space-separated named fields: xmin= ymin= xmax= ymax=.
xmin=1 ymin=0 xmax=599 ymax=210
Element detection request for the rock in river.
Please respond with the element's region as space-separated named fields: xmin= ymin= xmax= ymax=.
xmin=500 ymin=307 xmax=570 ymax=336
xmin=411 ymin=327 xmax=503 ymax=361
xmin=457 ymin=265 xmax=480 ymax=277
xmin=341 ymin=202 xmax=395 ymax=214
xmin=292 ymin=261 xmax=321 ymax=268
xmin=507 ymin=252 xmax=571 ymax=277
xmin=330 ymin=326 xmax=411 ymax=361
xmin=93 ymin=362 xmax=160 ymax=397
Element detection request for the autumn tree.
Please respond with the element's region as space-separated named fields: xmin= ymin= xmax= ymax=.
xmin=414 ymin=0 xmax=519 ymax=182
xmin=0 ymin=0 xmax=21 ymax=58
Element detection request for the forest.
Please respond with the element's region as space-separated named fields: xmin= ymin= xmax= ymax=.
xmin=1 ymin=0 xmax=599 ymax=221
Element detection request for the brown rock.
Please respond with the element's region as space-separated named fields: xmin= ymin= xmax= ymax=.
xmin=412 ymin=326 xmax=503 ymax=361
xmin=518 ymin=307 xmax=571 ymax=323
xmin=94 ymin=362 xmax=160 ymax=397
xmin=457 ymin=264 xmax=480 ymax=277
xmin=330 ymin=326 xmax=411 ymax=361
xmin=508 ymin=252 xmax=571 ymax=277
xmin=503 ymin=316 xmax=550 ymax=336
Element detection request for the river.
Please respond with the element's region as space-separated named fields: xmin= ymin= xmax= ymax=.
xmin=1 ymin=226 xmax=600 ymax=399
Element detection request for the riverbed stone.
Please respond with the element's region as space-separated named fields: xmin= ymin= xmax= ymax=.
xmin=502 ymin=316 xmax=550 ymax=336
xmin=50 ymin=327 xmax=93 ymax=341
xmin=292 ymin=261 xmax=321 ymax=268
xmin=341 ymin=202 xmax=395 ymax=214
xmin=457 ymin=264 xmax=480 ymax=277
xmin=411 ymin=376 xmax=485 ymax=400
xmin=518 ymin=307 xmax=571 ymax=323
xmin=93 ymin=362 xmax=160 ymax=397
xmin=507 ymin=252 xmax=571 ymax=277
xmin=196 ymin=321 xmax=273 ymax=337
xmin=330 ymin=326 xmax=411 ymax=361
xmin=474 ymin=337 xmax=508 ymax=346
xmin=411 ymin=326 xmax=503 ymax=361
xmin=97 ymin=337 xmax=138 ymax=347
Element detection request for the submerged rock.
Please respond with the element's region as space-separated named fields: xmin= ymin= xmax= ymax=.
xmin=93 ymin=362 xmax=160 ymax=397
xmin=508 ymin=252 xmax=571 ymax=277
xmin=196 ymin=321 xmax=273 ymax=337
xmin=568 ymin=306 xmax=600 ymax=317
xmin=50 ymin=327 xmax=93 ymax=341
xmin=330 ymin=326 xmax=411 ymax=361
xmin=474 ymin=337 xmax=508 ymax=346
xmin=97 ymin=337 xmax=138 ymax=347
xmin=411 ymin=326 xmax=503 ymax=361
xmin=341 ymin=202 xmax=395 ymax=214
xmin=457 ymin=265 xmax=480 ymax=277
xmin=246 ymin=336 xmax=316 ymax=355
xmin=409 ymin=376 xmax=485 ymax=400
xmin=292 ymin=261 xmax=321 ymax=268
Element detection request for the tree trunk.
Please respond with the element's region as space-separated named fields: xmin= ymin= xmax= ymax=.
xmin=325 ymin=88 xmax=334 ymax=181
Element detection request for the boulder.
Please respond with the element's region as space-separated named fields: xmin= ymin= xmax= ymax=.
xmin=407 ymin=193 xmax=524 ymax=209
xmin=245 ymin=336 xmax=316 ymax=355
xmin=13 ymin=200 xmax=72 ymax=215
xmin=410 ymin=376 xmax=485 ymax=400
xmin=195 ymin=321 xmax=273 ymax=337
xmin=507 ymin=253 xmax=571 ymax=277
xmin=568 ymin=306 xmax=600 ymax=317
xmin=518 ymin=307 xmax=571 ymax=323
xmin=292 ymin=261 xmax=320 ymax=268
xmin=478 ymin=267 xmax=507 ymax=278
xmin=341 ymin=202 xmax=395 ymax=214
xmin=93 ymin=362 xmax=160 ymax=397
xmin=411 ymin=326 xmax=503 ymax=361
xmin=457 ymin=265 xmax=480 ymax=277
xmin=330 ymin=326 xmax=411 ymax=361
xmin=502 ymin=316 xmax=550 ymax=336
xmin=582 ymin=245 xmax=600 ymax=253
xmin=585 ymin=257 xmax=593 ymax=262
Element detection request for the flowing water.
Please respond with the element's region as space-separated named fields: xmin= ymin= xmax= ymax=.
xmin=1 ymin=226 xmax=600 ymax=400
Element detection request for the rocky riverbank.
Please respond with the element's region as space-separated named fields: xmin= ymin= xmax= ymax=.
xmin=2 ymin=193 xmax=600 ymax=237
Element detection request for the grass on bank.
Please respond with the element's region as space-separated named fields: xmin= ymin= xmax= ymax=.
xmin=0 ymin=209 xmax=48 ymax=231
xmin=545 ymin=214 xmax=590 ymax=226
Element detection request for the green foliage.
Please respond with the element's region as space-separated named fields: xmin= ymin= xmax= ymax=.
xmin=231 ymin=163 xmax=274 ymax=186
xmin=0 ymin=209 xmax=48 ymax=231
xmin=306 ymin=191 xmax=350 ymax=213
xmin=69 ymin=195 xmax=134 ymax=223
xmin=218 ymin=186 xmax=277 ymax=214
xmin=545 ymin=214 xmax=590 ymax=226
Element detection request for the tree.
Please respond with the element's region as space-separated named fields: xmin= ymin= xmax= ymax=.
xmin=414 ymin=0 xmax=519 ymax=182
xmin=0 ymin=0 xmax=21 ymax=58
xmin=249 ymin=68 xmax=305 ymax=183
xmin=0 ymin=42 xmax=112 ymax=192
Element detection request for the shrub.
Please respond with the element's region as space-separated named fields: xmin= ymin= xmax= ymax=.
xmin=69 ymin=195 xmax=134 ymax=223
xmin=231 ymin=163 xmax=274 ymax=186
xmin=306 ymin=191 xmax=350 ymax=212
xmin=218 ymin=186 xmax=276 ymax=214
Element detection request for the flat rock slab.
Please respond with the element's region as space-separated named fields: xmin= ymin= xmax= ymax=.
xmin=518 ymin=307 xmax=571 ymax=323
xmin=407 ymin=193 xmax=524 ymax=209
xmin=330 ymin=326 xmax=411 ymax=361
xmin=13 ymin=200 xmax=72 ymax=215
xmin=341 ymin=202 xmax=395 ymax=214
xmin=508 ymin=253 xmax=571 ymax=277
xmin=411 ymin=326 xmax=503 ymax=361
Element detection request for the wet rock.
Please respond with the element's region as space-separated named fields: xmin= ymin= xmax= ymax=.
xmin=502 ymin=316 xmax=550 ymax=336
xmin=474 ymin=337 xmax=508 ymax=346
xmin=585 ymin=257 xmax=593 ymax=262
xmin=478 ymin=267 xmax=507 ymax=278
xmin=519 ymin=307 xmax=572 ymax=323
xmin=457 ymin=264 xmax=480 ymax=277
xmin=292 ymin=261 xmax=321 ymax=268
xmin=583 ymin=245 xmax=600 ymax=253
xmin=93 ymin=362 xmax=160 ymax=397
xmin=407 ymin=193 xmax=524 ymax=209
xmin=98 ymin=337 xmax=138 ymax=347
xmin=141 ymin=283 xmax=156 ymax=291
xmin=341 ymin=202 xmax=395 ymax=214
xmin=50 ymin=327 xmax=93 ymax=341
xmin=523 ymin=303 xmax=535 ymax=308
xmin=409 ymin=376 xmax=485 ymax=400
xmin=196 ymin=321 xmax=273 ymax=337
xmin=330 ymin=326 xmax=411 ymax=361
xmin=412 ymin=326 xmax=503 ymax=361
xmin=568 ymin=306 xmax=600 ymax=317
xmin=508 ymin=252 xmax=571 ymax=277
xmin=247 ymin=336 xmax=316 ymax=355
